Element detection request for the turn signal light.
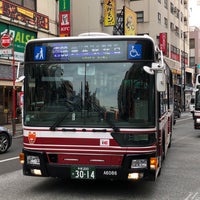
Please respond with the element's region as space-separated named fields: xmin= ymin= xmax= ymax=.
xmin=150 ymin=157 xmax=158 ymax=170
xmin=19 ymin=153 xmax=24 ymax=164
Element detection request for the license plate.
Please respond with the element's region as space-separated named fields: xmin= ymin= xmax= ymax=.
xmin=71 ymin=166 xmax=96 ymax=180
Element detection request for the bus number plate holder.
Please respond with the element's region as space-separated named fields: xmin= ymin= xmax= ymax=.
xmin=71 ymin=166 xmax=96 ymax=180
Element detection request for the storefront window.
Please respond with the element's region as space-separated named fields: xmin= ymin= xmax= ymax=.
xmin=9 ymin=0 xmax=36 ymax=11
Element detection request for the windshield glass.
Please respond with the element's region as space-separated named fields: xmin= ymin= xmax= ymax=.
xmin=24 ymin=62 xmax=155 ymax=128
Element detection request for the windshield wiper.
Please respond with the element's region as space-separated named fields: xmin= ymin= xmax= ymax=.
xmin=50 ymin=113 xmax=70 ymax=131
xmin=106 ymin=117 xmax=120 ymax=132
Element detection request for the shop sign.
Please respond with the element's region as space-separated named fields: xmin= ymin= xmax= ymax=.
xmin=0 ymin=48 xmax=12 ymax=56
xmin=1 ymin=34 xmax=12 ymax=48
xmin=0 ymin=22 xmax=36 ymax=61
xmin=1 ymin=0 xmax=49 ymax=30
xmin=59 ymin=0 xmax=70 ymax=37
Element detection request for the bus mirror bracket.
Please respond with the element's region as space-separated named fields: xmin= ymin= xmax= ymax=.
xmin=143 ymin=64 xmax=166 ymax=92
xmin=15 ymin=62 xmax=25 ymax=83
xmin=156 ymin=70 xmax=166 ymax=92
xmin=16 ymin=75 xmax=25 ymax=83
xmin=143 ymin=49 xmax=166 ymax=92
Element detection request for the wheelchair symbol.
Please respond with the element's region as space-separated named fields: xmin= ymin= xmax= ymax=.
xmin=129 ymin=45 xmax=141 ymax=58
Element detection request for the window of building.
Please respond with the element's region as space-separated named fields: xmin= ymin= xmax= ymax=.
xmin=158 ymin=12 xmax=161 ymax=24
xmin=175 ymin=26 xmax=179 ymax=37
xmin=184 ymin=16 xmax=188 ymax=25
xmin=24 ymin=0 xmax=36 ymax=11
xmin=164 ymin=0 xmax=168 ymax=9
xmin=170 ymin=2 xmax=174 ymax=14
xmin=9 ymin=0 xmax=36 ymax=11
xmin=170 ymin=22 xmax=174 ymax=31
xmin=10 ymin=0 xmax=22 ymax=4
xmin=136 ymin=11 xmax=144 ymax=23
xmin=180 ymin=12 xmax=183 ymax=22
xmin=190 ymin=38 xmax=195 ymax=49
xmin=176 ymin=9 xmax=180 ymax=19
xmin=164 ymin=17 xmax=168 ymax=28
xmin=190 ymin=57 xmax=195 ymax=66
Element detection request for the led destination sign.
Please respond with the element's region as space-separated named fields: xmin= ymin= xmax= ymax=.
xmin=31 ymin=39 xmax=154 ymax=62
xmin=50 ymin=41 xmax=126 ymax=61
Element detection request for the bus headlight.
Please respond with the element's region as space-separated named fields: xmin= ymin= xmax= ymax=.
xmin=131 ymin=159 xmax=147 ymax=169
xmin=196 ymin=118 xmax=200 ymax=123
xmin=27 ymin=155 xmax=40 ymax=166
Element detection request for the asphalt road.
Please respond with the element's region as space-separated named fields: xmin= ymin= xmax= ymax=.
xmin=0 ymin=113 xmax=200 ymax=200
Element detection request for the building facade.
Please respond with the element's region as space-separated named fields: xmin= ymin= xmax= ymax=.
xmin=131 ymin=0 xmax=192 ymax=110
xmin=189 ymin=26 xmax=200 ymax=88
xmin=0 ymin=0 xmax=193 ymax=124
xmin=0 ymin=0 xmax=58 ymax=124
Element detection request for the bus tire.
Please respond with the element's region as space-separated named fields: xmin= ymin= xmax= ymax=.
xmin=162 ymin=133 xmax=166 ymax=161
xmin=168 ymin=133 xmax=172 ymax=148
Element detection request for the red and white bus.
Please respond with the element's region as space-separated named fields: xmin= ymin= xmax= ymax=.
xmin=19 ymin=34 xmax=174 ymax=181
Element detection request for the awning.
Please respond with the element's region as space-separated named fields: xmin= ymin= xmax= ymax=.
xmin=171 ymin=69 xmax=181 ymax=75
xmin=0 ymin=80 xmax=22 ymax=87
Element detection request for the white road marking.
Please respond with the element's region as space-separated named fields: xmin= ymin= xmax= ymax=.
xmin=0 ymin=156 xmax=19 ymax=163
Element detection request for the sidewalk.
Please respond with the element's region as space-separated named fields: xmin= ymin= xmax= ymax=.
xmin=181 ymin=111 xmax=192 ymax=118
xmin=3 ymin=123 xmax=23 ymax=138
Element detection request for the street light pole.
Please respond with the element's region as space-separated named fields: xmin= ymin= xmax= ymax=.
xmin=183 ymin=32 xmax=186 ymax=112
xmin=11 ymin=34 xmax=16 ymax=135
xmin=182 ymin=31 xmax=188 ymax=112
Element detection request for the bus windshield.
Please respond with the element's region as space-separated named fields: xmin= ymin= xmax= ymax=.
xmin=24 ymin=62 xmax=155 ymax=129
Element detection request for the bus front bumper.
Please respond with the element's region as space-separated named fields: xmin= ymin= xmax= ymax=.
xmin=20 ymin=149 xmax=159 ymax=181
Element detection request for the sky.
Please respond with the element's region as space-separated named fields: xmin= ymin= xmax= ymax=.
xmin=189 ymin=0 xmax=200 ymax=26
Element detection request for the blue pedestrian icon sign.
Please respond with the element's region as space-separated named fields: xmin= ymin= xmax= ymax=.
xmin=34 ymin=46 xmax=46 ymax=61
xmin=128 ymin=44 xmax=142 ymax=59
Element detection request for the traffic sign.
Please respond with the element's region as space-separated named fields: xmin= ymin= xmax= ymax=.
xmin=1 ymin=34 xmax=12 ymax=48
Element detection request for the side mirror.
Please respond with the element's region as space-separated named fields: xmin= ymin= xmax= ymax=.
xmin=16 ymin=75 xmax=25 ymax=83
xmin=156 ymin=71 xmax=166 ymax=92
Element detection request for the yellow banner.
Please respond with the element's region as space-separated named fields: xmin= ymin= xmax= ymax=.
xmin=17 ymin=7 xmax=34 ymax=19
xmin=0 ymin=2 xmax=2 ymax=15
xmin=124 ymin=6 xmax=137 ymax=35
xmin=104 ymin=0 xmax=116 ymax=26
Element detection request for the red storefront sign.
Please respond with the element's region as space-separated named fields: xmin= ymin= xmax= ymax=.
xmin=1 ymin=34 xmax=12 ymax=48
xmin=59 ymin=11 xmax=70 ymax=37
xmin=159 ymin=32 xmax=167 ymax=55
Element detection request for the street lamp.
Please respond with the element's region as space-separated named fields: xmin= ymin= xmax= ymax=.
xmin=182 ymin=31 xmax=187 ymax=112
xmin=11 ymin=33 xmax=16 ymax=135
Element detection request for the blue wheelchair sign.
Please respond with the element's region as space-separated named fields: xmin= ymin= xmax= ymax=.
xmin=128 ymin=44 xmax=142 ymax=59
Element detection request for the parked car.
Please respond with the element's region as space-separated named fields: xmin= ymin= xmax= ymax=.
xmin=0 ymin=126 xmax=12 ymax=153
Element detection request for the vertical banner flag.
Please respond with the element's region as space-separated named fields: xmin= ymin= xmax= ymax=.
xmin=159 ymin=32 xmax=167 ymax=55
xmin=0 ymin=1 xmax=2 ymax=14
xmin=124 ymin=6 xmax=137 ymax=35
xmin=59 ymin=0 xmax=70 ymax=37
xmin=104 ymin=0 xmax=116 ymax=26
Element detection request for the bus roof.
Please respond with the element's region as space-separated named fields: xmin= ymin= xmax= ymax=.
xmin=26 ymin=33 xmax=156 ymax=49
